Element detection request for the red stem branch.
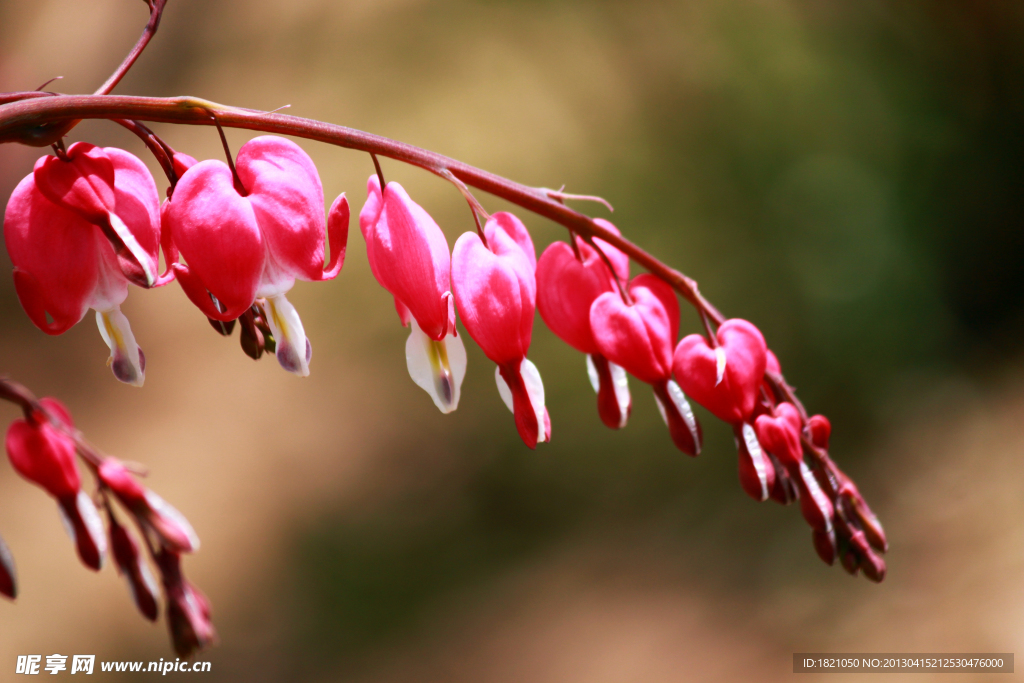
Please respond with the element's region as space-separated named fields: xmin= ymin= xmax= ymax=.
xmin=0 ymin=93 xmax=724 ymax=323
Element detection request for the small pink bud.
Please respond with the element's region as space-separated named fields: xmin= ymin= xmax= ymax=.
xmin=840 ymin=547 xmax=860 ymax=576
xmin=98 ymin=459 xmax=199 ymax=553
xmin=157 ymin=550 xmax=216 ymax=657
xmin=754 ymin=402 xmax=803 ymax=467
xmin=811 ymin=529 xmax=836 ymax=566
xmin=859 ymin=548 xmax=887 ymax=583
xmin=109 ymin=514 xmax=159 ymax=621
xmin=57 ymin=491 xmax=107 ymax=571
xmin=807 ymin=414 xmax=831 ymax=451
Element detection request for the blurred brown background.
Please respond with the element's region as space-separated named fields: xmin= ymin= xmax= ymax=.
xmin=1 ymin=0 xmax=1023 ymax=680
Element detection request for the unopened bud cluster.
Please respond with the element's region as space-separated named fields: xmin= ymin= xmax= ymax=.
xmin=0 ymin=383 xmax=212 ymax=657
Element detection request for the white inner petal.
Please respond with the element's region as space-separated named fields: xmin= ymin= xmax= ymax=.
xmin=799 ymin=461 xmax=834 ymax=534
xmin=520 ymin=358 xmax=548 ymax=443
xmin=405 ymin=319 xmax=466 ymax=414
xmin=265 ymin=293 xmax=310 ymax=377
xmin=96 ymin=306 xmax=145 ymax=387
xmin=495 ymin=366 xmax=515 ymax=414
xmin=586 ymin=354 xmax=600 ymax=394
xmin=741 ymin=422 xmax=769 ymax=501
xmin=654 ymin=392 xmax=668 ymax=426
xmin=107 ymin=211 xmax=156 ymax=287
xmin=666 ymin=380 xmax=700 ymax=454
xmin=715 ymin=346 xmax=727 ymax=386
xmin=610 ymin=361 xmax=631 ymax=429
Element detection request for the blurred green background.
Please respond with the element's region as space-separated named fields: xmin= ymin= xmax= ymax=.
xmin=1 ymin=1 xmax=1022 ymax=681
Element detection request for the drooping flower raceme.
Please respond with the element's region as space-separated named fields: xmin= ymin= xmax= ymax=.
xmin=537 ymin=222 xmax=633 ymax=430
xmin=359 ymin=175 xmax=466 ymax=413
xmin=163 ymin=136 xmax=348 ymax=376
xmin=5 ymin=398 xmax=106 ymax=570
xmin=589 ymin=274 xmax=702 ymax=454
xmin=452 ymin=213 xmax=550 ymax=448
xmin=3 ymin=143 xmax=168 ymax=386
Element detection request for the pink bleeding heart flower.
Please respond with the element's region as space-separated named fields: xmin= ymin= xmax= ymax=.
xmin=156 ymin=549 xmax=217 ymax=657
xmin=109 ymin=513 xmax=159 ymax=621
xmin=590 ymin=274 xmax=701 ymax=455
xmin=5 ymin=399 xmax=106 ymax=570
xmin=98 ymin=458 xmax=199 ymax=553
xmin=164 ymin=136 xmax=348 ymax=377
xmin=452 ymin=215 xmax=550 ymax=448
xmin=4 ymin=143 xmax=169 ymax=386
xmin=537 ymin=230 xmax=632 ymax=430
xmin=754 ymin=402 xmax=803 ymax=468
xmin=359 ymin=175 xmax=466 ymax=413
xmin=672 ymin=318 xmax=768 ymax=425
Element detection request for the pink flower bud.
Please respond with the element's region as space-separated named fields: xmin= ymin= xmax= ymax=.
xmin=452 ymin=218 xmax=549 ymax=448
xmin=808 ymin=414 xmax=831 ymax=450
xmin=673 ymin=318 xmax=768 ymax=424
xmin=812 ymin=528 xmax=836 ymax=566
xmin=164 ymin=136 xmax=346 ymax=376
xmin=98 ymin=459 xmax=199 ymax=553
xmin=109 ymin=513 xmax=159 ymax=621
xmin=754 ymin=402 xmax=803 ymax=467
xmin=157 ymin=550 xmax=216 ymax=657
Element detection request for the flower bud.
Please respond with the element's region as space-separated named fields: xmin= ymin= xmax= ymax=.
xmin=109 ymin=513 xmax=159 ymax=621
xmin=156 ymin=550 xmax=216 ymax=657
xmin=98 ymin=459 xmax=199 ymax=553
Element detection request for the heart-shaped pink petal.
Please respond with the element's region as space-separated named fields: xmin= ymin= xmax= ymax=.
xmin=590 ymin=274 xmax=678 ymax=385
xmin=33 ymin=142 xmax=115 ymax=225
xmin=672 ymin=318 xmax=767 ymax=424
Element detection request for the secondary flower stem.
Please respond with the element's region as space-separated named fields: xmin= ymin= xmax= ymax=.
xmin=93 ymin=0 xmax=167 ymax=96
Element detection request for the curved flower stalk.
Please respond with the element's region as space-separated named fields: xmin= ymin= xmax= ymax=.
xmin=359 ymin=175 xmax=466 ymax=413
xmin=590 ymin=274 xmax=702 ymax=455
xmin=452 ymin=213 xmax=550 ymax=448
xmin=3 ymin=143 xmax=169 ymax=386
xmin=537 ymin=221 xmax=632 ymax=430
xmin=163 ymin=135 xmax=348 ymax=376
